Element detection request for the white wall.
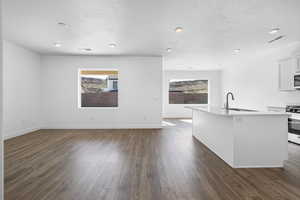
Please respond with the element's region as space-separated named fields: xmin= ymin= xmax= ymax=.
xmin=222 ymin=43 xmax=300 ymax=111
xmin=3 ymin=41 xmax=41 ymax=139
xmin=163 ymin=70 xmax=222 ymax=118
xmin=0 ymin=0 xmax=3 ymax=197
xmin=41 ymin=56 xmax=162 ymax=129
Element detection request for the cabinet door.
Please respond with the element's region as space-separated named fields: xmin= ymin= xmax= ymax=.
xmin=296 ymin=56 xmax=300 ymax=73
xmin=278 ymin=59 xmax=295 ymax=91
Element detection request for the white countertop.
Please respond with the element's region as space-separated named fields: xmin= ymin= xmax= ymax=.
xmin=186 ymin=106 xmax=290 ymax=116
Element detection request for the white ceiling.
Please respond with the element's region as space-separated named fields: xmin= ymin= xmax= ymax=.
xmin=3 ymin=0 xmax=300 ymax=70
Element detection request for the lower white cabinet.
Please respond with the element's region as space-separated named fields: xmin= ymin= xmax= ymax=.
xmin=267 ymin=106 xmax=286 ymax=112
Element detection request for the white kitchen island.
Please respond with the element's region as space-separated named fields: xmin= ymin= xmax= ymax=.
xmin=186 ymin=106 xmax=290 ymax=168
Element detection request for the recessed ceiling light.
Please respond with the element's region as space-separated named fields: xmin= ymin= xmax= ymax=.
xmin=166 ymin=48 xmax=172 ymax=52
xmin=268 ymin=35 xmax=285 ymax=43
xmin=57 ymin=22 xmax=67 ymax=27
xmin=234 ymin=49 xmax=241 ymax=53
xmin=269 ymin=28 xmax=280 ymax=34
xmin=175 ymin=27 xmax=183 ymax=33
xmin=53 ymin=42 xmax=62 ymax=47
xmin=80 ymin=48 xmax=93 ymax=52
xmin=109 ymin=43 xmax=116 ymax=48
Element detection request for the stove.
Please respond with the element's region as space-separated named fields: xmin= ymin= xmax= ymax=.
xmin=286 ymin=105 xmax=300 ymax=144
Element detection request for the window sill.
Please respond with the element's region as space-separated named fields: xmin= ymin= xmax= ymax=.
xmin=78 ymin=107 xmax=120 ymax=110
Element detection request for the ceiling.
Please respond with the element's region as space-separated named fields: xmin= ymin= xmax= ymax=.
xmin=3 ymin=0 xmax=300 ymax=70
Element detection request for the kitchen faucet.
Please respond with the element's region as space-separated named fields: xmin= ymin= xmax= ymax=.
xmin=225 ymin=92 xmax=235 ymax=110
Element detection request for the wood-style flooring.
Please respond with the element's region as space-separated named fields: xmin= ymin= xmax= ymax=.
xmin=4 ymin=119 xmax=300 ymax=200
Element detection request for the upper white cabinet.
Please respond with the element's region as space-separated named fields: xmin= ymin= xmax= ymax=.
xmin=278 ymin=58 xmax=295 ymax=91
xmin=295 ymin=55 xmax=300 ymax=73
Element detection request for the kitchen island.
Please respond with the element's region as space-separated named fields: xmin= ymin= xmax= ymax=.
xmin=186 ymin=106 xmax=290 ymax=168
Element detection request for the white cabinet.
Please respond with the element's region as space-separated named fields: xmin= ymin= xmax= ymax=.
xmin=295 ymin=56 xmax=300 ymax=73
xmin=278 ymin=55 xmax=300 ymax=91
xmin=267 ymin=106 xmax=286 ymax=112
xmin=278 ymin=58 xmax=295 ymax=91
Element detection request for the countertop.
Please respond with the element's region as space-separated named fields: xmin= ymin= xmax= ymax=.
xmin=185 ymin=106 xmax=290 ymax=116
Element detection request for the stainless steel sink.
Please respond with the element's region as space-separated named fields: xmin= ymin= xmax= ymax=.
xmin=227 ymin=108 xmax=257 ymax=112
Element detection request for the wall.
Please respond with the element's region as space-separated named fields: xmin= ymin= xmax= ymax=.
xmin=41 ymin=56 xmax=162 ymax=129
xmin=163 ymin=70 xmax=222 ymax=118
xmin=0 ymin=0 xmax=3 ymax=197
xmin=222 ymin=42 xmax=300 ymax=111
xmin=3 ymin=40 xmax=41 ymax=139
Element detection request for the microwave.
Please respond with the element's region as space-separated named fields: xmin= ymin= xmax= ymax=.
xmin=295 ymin=73 xmax=300 ymax=89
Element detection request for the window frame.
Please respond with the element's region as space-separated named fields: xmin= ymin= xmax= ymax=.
xmin=168 ymin=79 xmax=210 ymax=105
xmin=78 ymin=68 xmax=119 ymax=109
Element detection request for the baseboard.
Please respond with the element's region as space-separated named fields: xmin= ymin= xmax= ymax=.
xmin=232 ymin=164 xmax=284 ymax=168
xmin=3 ymin=124 xmax=162 ymax=139
xmin=42 ymin=123 xmax=163 ymax=129
xmin=4 ymin=127 xmax=41 ymax=140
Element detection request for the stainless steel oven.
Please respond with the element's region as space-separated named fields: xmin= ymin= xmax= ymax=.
xmin=294 ymin=73 xmax=300 ymax=89
xmin=286 ymin=105 xmax=300 ymax=144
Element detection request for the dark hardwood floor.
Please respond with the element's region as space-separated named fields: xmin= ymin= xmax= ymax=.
xmin=4 ymin=119 xmax=300 ymax=200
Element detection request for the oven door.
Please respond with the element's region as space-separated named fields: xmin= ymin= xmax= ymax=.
xmin=288 ymin=117 xmax=300 ymax=135
xmin=294 ymin=74 xmax=300 ymax=88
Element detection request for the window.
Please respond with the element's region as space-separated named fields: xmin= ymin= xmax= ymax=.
xmin=169 ymin=79 xmax=208 ymax=104
xmin=79 ymin=69 xmax=118 ymax=108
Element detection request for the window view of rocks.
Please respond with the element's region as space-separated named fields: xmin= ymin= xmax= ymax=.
xmin=80 ymin=70 xmax=118 ymax=107
xmin=169 ymin=79 xmax=208 ymax=104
